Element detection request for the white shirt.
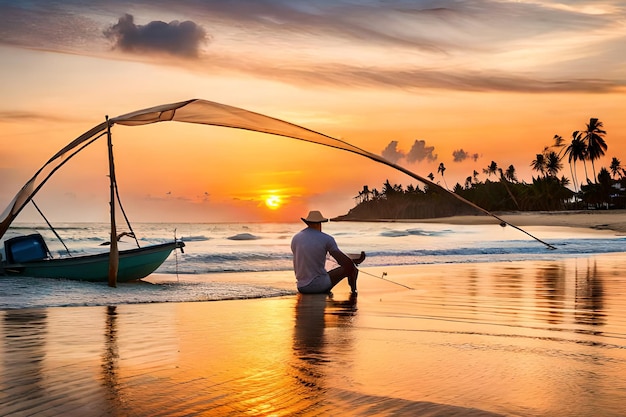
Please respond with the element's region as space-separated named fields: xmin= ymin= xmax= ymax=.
xmin=291 ymin=227 xmax=339 ymax=288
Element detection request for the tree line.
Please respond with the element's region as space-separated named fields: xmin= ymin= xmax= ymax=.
xmin=343 ymin=118 xmax=625 ymax=220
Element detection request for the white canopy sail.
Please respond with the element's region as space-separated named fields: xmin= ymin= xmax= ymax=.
xmin=0 ymin=99 xmax=555 ymax=249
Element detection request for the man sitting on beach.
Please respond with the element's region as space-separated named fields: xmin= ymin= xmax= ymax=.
xmin=291 ymin=210 xmax=358 ymax=295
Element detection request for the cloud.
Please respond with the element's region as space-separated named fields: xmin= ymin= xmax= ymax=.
xmin=382 ymin=139 xmax=438 ymax=164
xmin=406 ymin=140 xmax=437 ymax=163
xmin=0 ymin=1 xmax=624 ymax=92
xmin=381 ymin=141 xmax=405 ymax=163
xmin=452 ymin=149 xmax=479 ymax=162
xmin=249 ymin=64 xmax=620 ymax=93
xmin=104 ymin=14 xmax=208 ymax=58
xmin=0 ymin=111 xmax=81 ymax=124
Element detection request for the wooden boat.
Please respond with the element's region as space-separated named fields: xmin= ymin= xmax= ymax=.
xmin=1 ymin=233 xmax=184 ymax=282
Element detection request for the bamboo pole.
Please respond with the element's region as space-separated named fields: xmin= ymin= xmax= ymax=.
xmin=106 ymin=116 xmax=119 ymax=287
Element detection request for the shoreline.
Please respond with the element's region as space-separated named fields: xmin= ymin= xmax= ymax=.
xmin=336 ymin=209 xmax=626 ymax=234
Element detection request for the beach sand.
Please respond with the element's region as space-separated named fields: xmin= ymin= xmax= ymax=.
xmin=3 ymin=258 xmax=626 ymax=416
xmin=415 ymin=209 xmax=626 ymax=234
xmin=2 ymin=211 xmax=626 ymax=416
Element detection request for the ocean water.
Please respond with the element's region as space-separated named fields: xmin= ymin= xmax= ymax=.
xmin=1 ymin=220 xmax=624 ymax=309
xmin=2 ymin=222 xmax=626 ymax=416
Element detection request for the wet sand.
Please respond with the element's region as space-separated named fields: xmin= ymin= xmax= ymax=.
xmin=2 ymin=251 xmax=626 ymax=416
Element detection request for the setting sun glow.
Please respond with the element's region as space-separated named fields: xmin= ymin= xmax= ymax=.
xmin=0 ymin=1 xmax=624 ymax=223
xmin=265 ymin=195 xmax=282 ymax=210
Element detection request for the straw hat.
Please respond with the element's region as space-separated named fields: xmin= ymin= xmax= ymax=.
xmin=301 ymin=210 xmax=329 ymax=224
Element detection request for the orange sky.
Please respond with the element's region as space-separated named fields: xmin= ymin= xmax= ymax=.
xmin=1 ymin=1 xmax=625 ymax=223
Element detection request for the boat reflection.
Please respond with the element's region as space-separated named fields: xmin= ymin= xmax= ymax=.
xmin=1 ymin=309 xmax=48 ymax=411
xmin=102 ymin=305 xmax=121 ymax=409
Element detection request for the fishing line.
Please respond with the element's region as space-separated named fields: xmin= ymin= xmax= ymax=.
xmin=357 ymin=267 xmax=414 ymax=290
xmin=326 ymin=255 xmax=413 ymax=290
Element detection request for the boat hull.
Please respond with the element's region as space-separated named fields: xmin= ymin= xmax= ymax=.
xmin=1 ymin=241 xmax=184 ymax=282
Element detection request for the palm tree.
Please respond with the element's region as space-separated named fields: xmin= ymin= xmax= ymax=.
xmin=584 ymin=118 xmax=607 ymax=183
xmin=504 ymin=164 xmax=517 ymax=182
xmin=563 ymin=130 xmax=587 ymax=191
xmin=552 ymin=134 xmax=565 ymax=148
xmin=498 ymin=168 xmax=520 ymax=209
xmin=382 ymin=180 xmax=393 ymax=199
xmin=361 ymin=185 xmax=372 ymax=202
xmin=531 ymin=153 xmax=547 ymax=177
xmin=483 ymin=161 xmax=498 ymax=179
xmin=551 ymin=134 xmax=566 ymax=158
xmin=354 ymin=190 xmax=363 ymax=204
xmin=437 ymin=162 xmax=448 ymax=189
xmin=610 ymin=157 xmax=622 ymax=180
xmin=545 ymin=151 xmax=563 ymax=177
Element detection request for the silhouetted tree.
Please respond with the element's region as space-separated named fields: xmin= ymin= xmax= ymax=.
xmin=437 ymin=162 xmax=448 ymax=189
xmin=584 ymin=118 xmax=607 ymax=183
xmin=531 ymin=154 xmax=547 ymax=177
xmin=563 ymin=130 xmax=587 ymax=192
xmin=582 ymin=168 xmax=613 ymax=208
xmin=552 ymin=134 xmax=565 ymax=150
xmin=610 ymin=157 xmax=622 ymax=180
xmin=504 ymin=164 xmax=517 ymax=182
xmin=362 ymin=185 xmax=372 ymax=202
xmin=545 ymin=151 xmax=563 ymax=177
xmin=483 ymin=161 xmax=498 ymax=178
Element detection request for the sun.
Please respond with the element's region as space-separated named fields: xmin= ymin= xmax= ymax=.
xmin=264 ymin=195 xmax=282 ymax=210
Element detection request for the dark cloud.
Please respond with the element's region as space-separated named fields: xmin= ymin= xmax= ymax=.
xmin=406 ymin=140 xmax=437 ymax=163
xmin=452 ymin=149 xmax=479 ymax=162
xmin=381 ymin=141 xmax=405 ymax=163
xmin=104 ymin=14 xmax=208 ymax=58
